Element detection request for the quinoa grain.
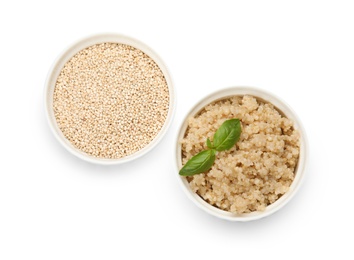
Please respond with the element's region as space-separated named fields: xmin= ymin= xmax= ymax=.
xmin=53 ymin=43 xmax=169 ymax=159
xmin=181 ymin=95 xmax=300 ymax=214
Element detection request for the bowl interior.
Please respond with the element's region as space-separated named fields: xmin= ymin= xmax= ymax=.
xmin=45 ymin=34 xmax=175 ymax=165
xmin=176 ymin=87 xmax=307 ymax=221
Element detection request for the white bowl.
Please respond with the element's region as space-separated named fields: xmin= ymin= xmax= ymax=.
xmin=44 ymin=34 xmax=175 ymax=165
xmin=175 ymin=86 xmax=308 ymax=221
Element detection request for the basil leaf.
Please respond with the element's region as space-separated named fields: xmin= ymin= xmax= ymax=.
xmin=179 ymin=149 xmax=216 ymax=176
xmin=213 ymin=119 xmax=241 ymax=151
xmin=206 ymin=138 xmax=213 ymax=149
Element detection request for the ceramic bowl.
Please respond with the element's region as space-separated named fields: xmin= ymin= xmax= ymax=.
xmin=175 ymin=86 xmax=308 ymax=221
xmin=44 ymin=33 xmax=175 ymax=165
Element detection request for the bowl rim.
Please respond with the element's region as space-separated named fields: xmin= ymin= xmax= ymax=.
xmin=175 ymin=86 xmax=308 ymax=221
xmin=44 ymin=33 xmax=175 ymax=165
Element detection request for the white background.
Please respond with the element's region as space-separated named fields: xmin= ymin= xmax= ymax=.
xmin=0 ymin=0 xmax=353 ymax=259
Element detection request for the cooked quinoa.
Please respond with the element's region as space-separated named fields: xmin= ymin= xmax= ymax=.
xmin=53 ymin=43 xmax=169 ymax=159
xmin=181 ymin=95 xmax=300 ymax=213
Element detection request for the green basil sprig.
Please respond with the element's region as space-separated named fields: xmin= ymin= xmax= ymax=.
xmin=179 ymin=119 xmax=241 ymax=176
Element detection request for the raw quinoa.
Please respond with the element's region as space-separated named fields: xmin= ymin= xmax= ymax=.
xmin=181 ymin=95 xmax=300 ymax=213
xmin=53 ymin=43 xmax=169 ymax=159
